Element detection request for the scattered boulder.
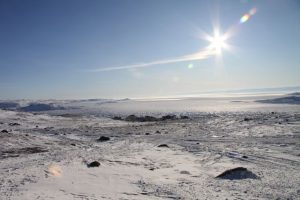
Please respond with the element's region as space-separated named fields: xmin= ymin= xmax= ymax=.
xmin=124 ymin=115 xmax=158 ymax=122
xmin=243 ymin=118 xmax=252 ymax=121
xmin=125 ymin=115 xmax=139 ymax=122
xmin=216 ymin=167 xmax=259 ymax=180
xmin=143 ymin=116 xmax=157 ymax=122
xmin=1 ymin=129 xmax=8 ymax=133
xmin=180 ymin=170 xmax=191 ymax=175
xmin=97 ymin=136 xmax=110 ymax=142
xmin=87 ymin=161 xmax=100 ymax=168
xmin=157 ymin=144 xmax=169 ymax=148
xmin=2 ymin=147 xmax=48 ymax=155
xmin=70 ymin=143 xmax=76 ymax=146
xmin=59 ymin=113 xmax=81 ymax=118
xmin=161 ymin=115 xmax=177 ymax=121
xmin=9 ymin=122 xmax=20 ymax=126
xmin=145 ymin=132 xmax=150 ymax=135
xmin=180 ymin=115 xmax=189 ymax=119
xmin=123 ymin=114 xmax=183 ymax=122
xmin=112 ymin=116 xmax=122 ymax=120
xmin=226 ymin=151 xmax=248 ymax=159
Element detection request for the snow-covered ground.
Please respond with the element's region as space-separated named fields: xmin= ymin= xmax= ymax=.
xmin=0 ymin=95 xmax=300 ymax=199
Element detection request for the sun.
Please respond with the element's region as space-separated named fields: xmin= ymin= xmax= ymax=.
xmin=200 ymin=27 xmax=231 ymax=56
xmin=207 ymin=30 xmax=228 ymax=55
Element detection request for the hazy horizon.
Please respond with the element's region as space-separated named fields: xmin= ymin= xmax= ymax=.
xmin=1 ymin=0 xmax=300 ymax=99
xmin=0 ymin=85 xmax=299 ymax=101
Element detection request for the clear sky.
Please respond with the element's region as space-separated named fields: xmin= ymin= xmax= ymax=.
xmin=0 ymin=0 xmax=299 ymax=99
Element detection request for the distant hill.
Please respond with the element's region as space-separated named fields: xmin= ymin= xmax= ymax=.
xmin=257 ymin=95 xmax=300 ymax=105
xmin=19 ymin=103 xmax=65 ymax=112
xmin=0 ymin=102 xmax=19 ymax=109
xmin=289 ymin=92 xmax=300 ymax=96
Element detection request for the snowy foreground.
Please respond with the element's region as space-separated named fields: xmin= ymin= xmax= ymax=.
xmin=0 ymin=97 xmax=300 ymax=200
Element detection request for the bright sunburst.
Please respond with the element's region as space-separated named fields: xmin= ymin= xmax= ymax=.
xmin=206 ymin=30 xmax=229 ymax=55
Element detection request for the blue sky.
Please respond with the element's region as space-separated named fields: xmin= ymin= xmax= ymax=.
xmin=0 ymin=0 xmax=299 ymax=99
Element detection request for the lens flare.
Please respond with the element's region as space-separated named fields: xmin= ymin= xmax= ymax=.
xmin=240 ymin=8 xmax=257 ymax=24
xmin=240 ymin=14 xmax=250 ymax=23
xmin=249 ymin=8 xmax=257 ymax=15
xmin=188 ymin=63 xmax=194 ymax=69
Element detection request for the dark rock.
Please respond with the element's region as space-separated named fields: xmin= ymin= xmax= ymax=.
xmin=59 ymin=113 xmax=81 ymax=118
xmin=180 ymin=115 xmax=189 ymax=119
xmin=145 ymin=132 xmax=150 ymax=135
xmin=123 ymin=114 xmax=185 ymax=122
xmin=157 ymin=144 xmax=169 ymax=148
xmin=143 ymin=116 xmax=157 ymax=122
xmin=125 ymin=115 xmax=139 ymax=122
xmin=97 ymin=136 xmax=110 ymax=142
xmin=87 ymin=161 xmax=100 ymax=168
xmin=227 ymin=151 xmax=248 ymax=159
xmin=155 ymin=130 xmax=160 ymax=134
xmin=243 ymin=118 xmax=252 ymax=121
xmin=70 ymin=143 xmax=76 ymax=146
xmin=180 ymin=170 xmax=191 ymax=175
xmin=161 ymin=115 xmax=177 ymax=121
xmin=216 ymin=167 xmax=259 ymax=180
xmin=1 ymin=129 xmax=8 ymax=133
xmin=124 ymin=115 xmax=158 ymax=122
xmin=3 ymin=147 xmax=48 ymax=155
xmin=112 ymin=116 xmax=122 ymax=120
xmin=9 ymin=122 xmax=20 ymax=126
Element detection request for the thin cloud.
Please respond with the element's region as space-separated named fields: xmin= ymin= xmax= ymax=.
xmin=88 ymin=49 xmax=215 ymax=72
